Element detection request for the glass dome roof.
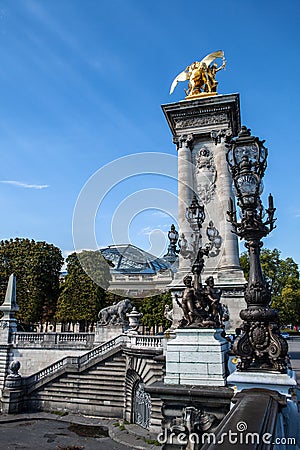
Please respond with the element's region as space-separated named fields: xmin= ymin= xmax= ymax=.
xmin=100 ymin=244 xmax=171 ymax=274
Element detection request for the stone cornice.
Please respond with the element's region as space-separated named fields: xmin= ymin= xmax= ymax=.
xmin=162 ymin=93 xmax=240 ymax=138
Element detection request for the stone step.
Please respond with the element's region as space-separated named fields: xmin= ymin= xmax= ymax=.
xmin=47 ymin=380 xmax=125 ymax=390
xmin=50 ymin=378 xmax=125 ymax=388
xmin=33 ymin=392 xmax=124 ymax=406
xmin=41 ymin=388 xmax=124 ymax=401
xmin=68 ymin=370 xmax=125 ymax=378
xmin=42 ymin=385 xmax=125 ymax=399
xmin=84 ymin=363 xmax=126 ymax=371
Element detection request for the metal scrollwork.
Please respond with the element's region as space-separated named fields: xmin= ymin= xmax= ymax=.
xmin=134 ymin=381 xmax=151 ymax=429
xmin=227 ymin=127 xmax=287 ymax=372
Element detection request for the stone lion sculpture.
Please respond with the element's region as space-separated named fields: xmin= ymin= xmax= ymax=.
xmin=98 ymin=298 xmax=132 ymax=326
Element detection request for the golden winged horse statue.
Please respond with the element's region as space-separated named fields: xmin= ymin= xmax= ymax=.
xmin=170 ymin=50 xmax=226 ymax=99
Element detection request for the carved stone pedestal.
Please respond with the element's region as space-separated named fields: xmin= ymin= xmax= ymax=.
xmin=94 ymin=324 xmax=124 ymax=344
xmin=1 ymin=370 xmax=23 ymax=414
xmin=1 ymin=387 xmax=23 ymax=413
xmin=227 ymin=368 xmax=297 ymax=396
xmin=145 ymin=382 xmax=233 ymax=450
xmin=164 ymin=329 xmax=229 ymax=386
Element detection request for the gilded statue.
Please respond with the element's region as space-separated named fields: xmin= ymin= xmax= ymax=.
xmin=170 ymin=50 xmax=226 ymax=99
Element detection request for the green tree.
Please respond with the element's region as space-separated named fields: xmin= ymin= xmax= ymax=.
xmin=56 ymin=251 xmax=111 ymax=330
xmin=136 ymin=291 xmax=172 ymax=331
xmin=0 ymin=238 xmax=63 ymax=326
xmin=240 ymin=248 xmax=300 ymax=325
xmin=272 ymin=277 xmax=300 ymax=326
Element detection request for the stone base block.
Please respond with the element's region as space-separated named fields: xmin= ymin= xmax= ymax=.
xmin=94 ymin=324 xmax=124 ymax=344
xmin=164 ymin=328 xmax=229 ymax=386
xmin=1 ymin=389 xmax=23 ymax=413
xmin=227 ymin=368 xmax=297 ymax=396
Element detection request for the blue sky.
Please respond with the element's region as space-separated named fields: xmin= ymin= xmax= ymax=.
xmin=0 ymin=0 xmax=299 ymax=264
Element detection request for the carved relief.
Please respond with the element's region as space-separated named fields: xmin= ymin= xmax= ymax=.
xmin=0 ymin=321 xmax=8 ymax=329
xmin=195 ymin=147 xmax=217 ymax=204
xmin=163 ymin=405 xmax=218 ymax=449
xmin=174 ymin=113 xmax=227 ymax=129
xmin=206 ymin=221 xmax=222 ymax=256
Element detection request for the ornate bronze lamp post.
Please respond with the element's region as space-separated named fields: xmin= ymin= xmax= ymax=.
xmin=226 ymin=126 xmax=288 ymax=372
xmin=186 ymin=195 xmax=210 ymax=290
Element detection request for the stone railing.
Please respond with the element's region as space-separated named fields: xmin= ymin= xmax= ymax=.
xmin=78 ymin=334 xmax=126 ymax=365
xmin=24 ymin=334 xmax=127 ymax=389
xmin=129 ymin=335 xmax=164 ymax=349
xmin=22 ymin=334 xmax=164 ymax=391
xmin=11 ymin=332 xmax=164 ymax=349
xmin=11 ymin=332 xmax=95 ymax=348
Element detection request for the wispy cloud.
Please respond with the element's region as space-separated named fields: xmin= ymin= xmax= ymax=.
xmin=151 ymin=211 xmax=169 ymax=218
xmin=139 ymin=225 xmax=169 ymax=236
xmin=0 ymin=180 xmax=49 ymax=189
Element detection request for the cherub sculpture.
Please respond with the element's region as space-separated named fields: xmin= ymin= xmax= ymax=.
xmin=170 ymin=50 xmax=226 ymax=98
xmin=176 ymin=275 xmax=216 ymax=328
xmin=176 ymin=274 xmax=225 ymax=328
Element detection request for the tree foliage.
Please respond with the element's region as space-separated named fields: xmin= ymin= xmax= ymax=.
xmin=56 ymin=251 xmax=111 ymax=329
xmin=0 ymin=238 xmax=63 ymax=325
xmin=240 ymin=248 xmax=300 ymax=325
xmin=136 ymin=291 xmax=172 ymax=330
xmin=272 ymin=277 xmax=300 ymax=326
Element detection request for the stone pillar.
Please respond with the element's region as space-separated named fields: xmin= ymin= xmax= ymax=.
xmin=0 ymin=274 xmax=19 ymax=339
xmin=0 ymin=274 xmax=19 ymax=394
xmin=211 ymin=129 xmax=244 ymax=280
xmin=1 ymin=360 xmax=23 ymax=414
xmin=175 ymin=134 xmax=194 ymax=276
xmin=162 ymin=94 xmax=246 ymax=331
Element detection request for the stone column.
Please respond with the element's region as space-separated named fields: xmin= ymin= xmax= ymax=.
xmin=0 ymin=274 xmax=19 ymax=396
xmin=174 ymin=133 xmax=194 ymax=276
xmin=211 ymin=129 xmax=244 ymax=282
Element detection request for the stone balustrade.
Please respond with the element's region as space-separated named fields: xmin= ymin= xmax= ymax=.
xmin=11 ymin=332 xmax=95 ymax=348
xmin=132 ymin=335 xmax=164 ymax=348
xmin=20 ymin=334 xmax=164 ymax=390
xmin=10 ymin=332 xmax=164 ymax=349
xmin=24 ymin=334 xmax=127 ymax=388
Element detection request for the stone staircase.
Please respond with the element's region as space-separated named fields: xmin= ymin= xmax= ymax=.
xmin=26 ymin=351 xmax=126 ymax=417
xmin=20 ymin=334 xmax=165 ymax=421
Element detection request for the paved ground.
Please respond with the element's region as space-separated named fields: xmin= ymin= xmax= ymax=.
xmin=0 ymin=413 xmax=161 ymax=450
xmin=0 ymin=336 xmax=299 ymax=450
xmin=0 ymin=418 xmax=129 ymax=450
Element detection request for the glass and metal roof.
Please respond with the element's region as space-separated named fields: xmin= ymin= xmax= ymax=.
xmin=100 ymin=244 xmax=171 ymax=274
